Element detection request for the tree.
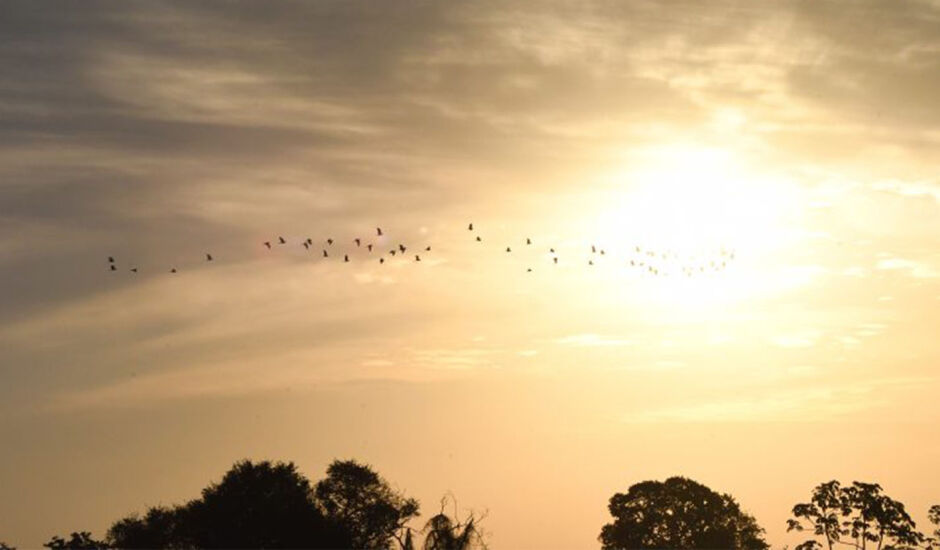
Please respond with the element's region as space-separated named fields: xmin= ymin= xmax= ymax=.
xmin=107 ymin=459 xmax=351 ymax=549
xmin=43 ymin=532 xmax=108 ymax=549
xmin=314 ymin=459 xmax=420 ymax=549
xmin=599 ymin=476 xmax=769 ymax=550
xmin=927 ymin=505 xmax=940 ymax=549
xmin=787 ymin=480 xmax=923 ymax=550
xmin=0 ymin=543 xmax=17 ymax=550
xmin=421 ymin=496 xmax=487 ymax=550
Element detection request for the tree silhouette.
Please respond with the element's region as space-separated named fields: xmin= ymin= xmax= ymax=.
xmin=43 ymin=532 xmax=107 ymax=549
xmin=107 ymin=460 xmax=352 ymax=549
xmin=926 ymin=505 xmax=940 ymax=549
xmin=787 ymin=480 xmax=923 ymax=550
xmin=314 ymin=459 xmax=420 ymax=549
xmin=0 ymin=542 xmax=16 ymax=550
xmin=599 ymin=476 xmax=769 ymax=550
xmin=420 ymin=496 xmax=487 ymax=550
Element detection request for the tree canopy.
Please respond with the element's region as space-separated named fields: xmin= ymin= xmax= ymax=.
xmin=599 ymin=476 xmax=769 ymax=550
xmin=314 ymin=459 xmax=420 ymax=549
xmin=787 ymin=480 xmax=924 ymax=550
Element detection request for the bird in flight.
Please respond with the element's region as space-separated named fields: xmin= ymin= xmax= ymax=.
xmin=108 ymin=256 xmax=115 ymax=263
xmin=399 ymin=244 xmax=406 ymax=253
xmin=390 ymin=250 xmax=397 ymax=256
xmin=377 ymin=227 xmax=383 ymax=236
xmin=476 ymin=236 xmax=482 ymax=242
xmin=468 ymin=223 xmax=474 ymax=231
xmin=327 ymin=238 xmax=334 ymax=246
xmin=278 ymin=236 xmax=286 ymax=244
xmin=506 ymin=247 xmax=511 ymax=253
xmin=415 ymin=255 xmax=421 ymax=262
xmin=526 ymin=238 xmax=531 ymax=245
xmin=553 ymin=257 xmax=558 ymax=264
xmin=379 ymin=258 xmax=385 ymax=264
xmin=425 ymin=246 xmax=431 ymax=251
xmin=344 ymin=254 xmax=349 ymax=262
xmin=303 ymin=242 xmax=310 ymax=250
xmin=322 ymin=249 xmax=328 ymax=258
xmin=110 ymin=265 xmax=116 ymax=271
xmin=170 ymin=268 xmax=177 ymax=273
xmin=355 ymin=238 xmax=361 ymax=247
xmin=264 ymin=241 xmax=271 ymax=249
xmin=206 ymin=253 xmax=213 ymax=261
xmin=130 ymin=268 xmax=138 ymax=273
xmin=367 ymin=244 xmax=373 ymax=252
xmin=591 ymin=245 xmax=597 ymax=253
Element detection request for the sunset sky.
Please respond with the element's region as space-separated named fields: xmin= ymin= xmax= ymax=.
xmin=1 ymin=1 xmax=939 ymax=548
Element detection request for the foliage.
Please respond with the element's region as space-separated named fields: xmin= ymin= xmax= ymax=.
xmin=421 ymin=496 xmax=487 ymax=550
xmin=599 ymin=476 xmax=769 ymax=550
xmin=787 ymin=480 xmax=924 ymax=550
xmin=927 ymin=505 xmax=940 ymax=550
xmin=107 ymin=459 xmax=351 ymax=549
xmin=314 ymin=459 xmax=420 ymax=549
xmin=44 ymin=532 xmax=108 ymax=549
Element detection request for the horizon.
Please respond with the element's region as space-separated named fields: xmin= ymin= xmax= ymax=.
xmin=1 ymin=1 xmax=939 ymax=548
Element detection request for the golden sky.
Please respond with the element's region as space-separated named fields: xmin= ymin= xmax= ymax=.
xmin=1 ymin=1 xmax=939 ymax=548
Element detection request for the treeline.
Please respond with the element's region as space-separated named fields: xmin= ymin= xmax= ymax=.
xmin=2 ymin=459 xmax=938 ymax=549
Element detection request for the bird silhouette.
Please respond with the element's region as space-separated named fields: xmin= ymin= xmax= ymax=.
xmin=379 ymin=257 xmax=385 ymax=264
xmin=130 ymin=268 xmax=138 ymax=273
xmin=591 ymin=245 xmax=597 ymax=253
xmin=476 ymin=236 xmax=482 ymax=242
xmin=526 ymin=238 xmax=531 ymax=245
xmin=206 ymin=253 xmax=213 ymax=261
xmin=323 ymin=250 xmax=328 ymax=258
xmin=110 ymin=265 xmax=116 ymax=271
xmin=415 ymin=255 xmax=421 ymax=262
xmin=506 ymin=247 xmax=511 ymax=253
xmin=399 ymin=244 xmax=406 ymax=253
xmin=468 ymin=223 xmax=474 ymax=231
xmin=589 ymin=260 xmax=594 ymax=266
xmin=108 ymin=256 xmax=115 ymax=263
xmin=425 ymin=246 xmax=431 ymax=251
xmin=170 ymin=268 xmax=177 ymax=273
xmin=355 ymin=238 xmax=361 ymax=247
xmin=549 ymin=248 xmax=555 ymax=253
xmin=278 ymin=236 xmax=286 ymax=244
xmin=553 ymin=257 xmax=558 ymax=264
xmin=527 ymin=268 xmax=532 ymax=272
xmin=390 ymin=250 xmax=397 ymax=256
xmin=303 ymin=242 xmax=309 ymax=250
xmin=377 ymin=227 xmax=383 ymax=236
xmin=327 ymin=238 xmax=333 ymax=246
xmin=264 ymin=241 xmax=271 ymax=249
xmin=344 ymin=254 xmax=349 ymax=262
xmin=306 ymin=238 xmax=313 ymax=245
xmin=367 ymin=244 xmax=373 ymax=252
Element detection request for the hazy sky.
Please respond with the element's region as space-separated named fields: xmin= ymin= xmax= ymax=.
xmin=1 ymin=1 xmax=939 ymax=548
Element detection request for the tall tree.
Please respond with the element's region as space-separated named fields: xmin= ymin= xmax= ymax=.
xmin=314 ymin=459 xmax=420 ymax=549
xmin=599 ymin=476 xmax=769 ymax=550
xmin=927 ymin=505 xmax=940 ymax=549
xmin=787 ymin=480 xmax=923 ymax=550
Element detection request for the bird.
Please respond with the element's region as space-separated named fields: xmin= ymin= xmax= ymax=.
xmin=506 ymin=247 xmax=511 ymax=253
xmin=468 ymin=223 xmax=473 ymax=231
xmin=549 ymin=248 xmax=555 ymax=253
xmin=390 ymin=250 xmax=397 ymax=256
xmin=303 ymin=242 xmax=309 ymax=250
xmin=526 ymin=238 xmax=531 ymax=245
xmin=206 ymin=253 xmax=213 ymax=261
xmin=306 ymin=238 xmax=313 ymax=245
xmin=130 ymin=268 xmax=138 ymax=273
xmin=344 ymin=254 xmax=349 ymax=262
xmin=377 ymin=227 xmax=383 ymax=236
xmin=110 ymin=265 xmax=116 ymax=271
xmin=553 ymin=257 xmax=558 ymax=264
xmin=527 ymin=268 xmax=532 ymax=272
xmin=322 ymin=250 xmax=328 ymax=258
xmin=355 ymin=238 xmax=361 ymax=247
xmin=475 ymin=236 xmax=482 ymax=242
xmin=399 ymin=244 xmax=406 ymax=253
xmin=327 ymin=238 xmax=333 ymax=246
xmin=170 ymin=268 xmax=177 ymax=273
xmin=425 ymin=246 xmax=431 ymax=251
xmin=264 ymin=241 xmax=271 ymax=249
xmin=600 ymin=249 xmax=605 ymax=255
xmin=367 ymin=244 xmax=373 ymax=252
xmin=415 ymin=255 xmax=421 ymax=262
xmin=278 ymin=236 xmax=286 ymax=244
xmin=589 ymin=260 xmax=594 ymax=266
xmin=591 ymin=245 xmax=597 ymax=253
xmin=108 ymin=256 xmax=115 ymax=263
xmin=379 ymin=257 xmax=385 ymax=264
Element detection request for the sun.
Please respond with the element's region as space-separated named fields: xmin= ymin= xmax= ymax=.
xmin=587 ymin=144 xmax=799 ymax=312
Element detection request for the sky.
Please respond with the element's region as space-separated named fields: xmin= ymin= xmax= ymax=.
xmin=1 ymin=1 xmax=939 ymax=547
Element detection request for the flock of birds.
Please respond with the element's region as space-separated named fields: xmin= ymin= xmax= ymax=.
xmin=105 ymin=223 xmax=736 ymax=279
